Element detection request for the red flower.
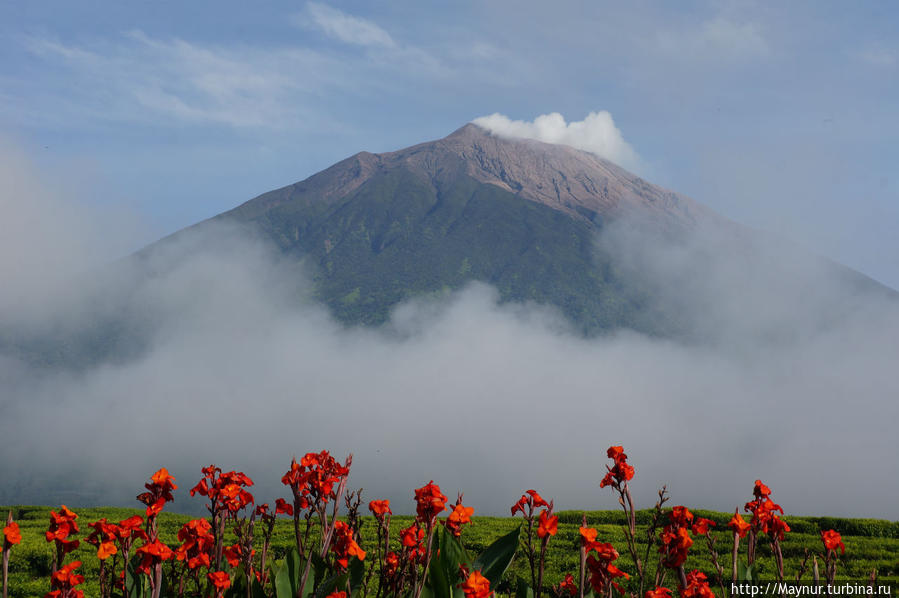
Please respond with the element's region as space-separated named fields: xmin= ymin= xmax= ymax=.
xmin=275 ymin=498 xmax=294 ymax=516
xmin=48 ymin=560 xmax=85 ymax=595
xmin=554 ymin=573 xmax=578 ymax=596
xmin=681 ymin=570 xmax=715 ymax=598
xmin=727 ymin=511 xmax=750 ymax=538
xmin=821 ymin=529 xmax=845 ymax=554
xmin=208 ymin=571 xmax=231 ymax=590
xmin=586 ymin=550 xmax=629 ymax=595
xmin=444 ymin=502 xmax=474 ymax=537
xmin=330 ymin=521 xmax=366 ymax=568
xmin=537 ymin=509 xmax=558 ymax=538
xmin=691 ymin=518 xmax=716 ymax=536
xmin=135 ymin=539 xmax=175 ymax=575
xmin=753 ymin=480 xmax=771 ymax=499
xmin=460 ymin=570 xmax=492 ymax=598
xmin=368 ymin=499 xmax=392 ymax=519
xmin=670 ymin=506 xmax=694 ymax=527
xmin=510 ymin=490 xmax=548 ymax=516
xmin=3 ymin=520 xmax=21 ymax=549
xmin=137 ymin=468 xmax=177 ymax=517
xmin=46 ymin=506 xmax=80 ymax=556
xmin=400 ymin=524 xmax=424 ymax=547
xmin=384 ymin=551 xmax=400 ymax=577
xmin=414 ymin=481 xmax=448 ymax=525
xmin=660 ymin=526 xmax=692 ymax=568
xmin=645 ymin=587 xmax=672 ymax=598
xmin=326 ymin=593 xmax=347 ymax=598
xmin=600 ymin=447 xmax=635 ymax=489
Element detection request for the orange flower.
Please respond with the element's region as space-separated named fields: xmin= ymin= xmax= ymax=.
xmin=753 ymin=480 xmax=771 ymax=499
xmin=579 ymin=526 xmax=599 ymax=550
xmin=368 ymin=499 xmax=392 ymax=518
xmin=586 ymin=550 xmax=629 ymax=595
xmin=3 ymin=521 xmax=21 ymax=548
xmin=414 ymin=481 xmax=448 ymax=525
xmin=97 ymin=541 xmax=118 ymax=560
xmin=400 ymin=524 xmax=424 ymax=548
xmin=600 ymin=446 xmax=635 ymax=489
xmin=460 ymin=570 xmax=492 ymax=598
xmin=326 ymin=593 xmax=347 ymax=598
xmin=645 ymin=587 xmax=672 ymax=598
xmin=511 ymin=490 xmax=548 ymax=516
xmin=136 ymin=539 xmax=175 ymax=574
xmin=444 ymin=503 xmax=474 ymax=537
xmin=681 ymin=570 xmax=715 ymax=598
xmin=536 ymin=509 xmax=558 ymax=538
xmin=208 ymin=571 xmax=231 ymax=590
xmin=670 ymin=506 xmax=694 ymax=527
xmin=49 ymin=560 xmax=85 ymax=594
xmin=691 ymin=518 xmax=716 ymax=536
xmin=727 ymin=511 xmax=750 ymax=538
xmin=330 ymin=520 xmax=366 ymax=568
xmin=554 ymin=573 xmax=578 ymax=596
xmin=821 ymin=529 xmax=845 ymax=554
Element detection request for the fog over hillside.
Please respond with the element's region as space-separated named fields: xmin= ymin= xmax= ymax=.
xmin=1 ymin=140 xmax=897 ymax=519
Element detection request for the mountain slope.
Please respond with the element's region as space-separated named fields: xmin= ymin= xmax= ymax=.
xmin=197 ymin=123 xmax=725 ymax=332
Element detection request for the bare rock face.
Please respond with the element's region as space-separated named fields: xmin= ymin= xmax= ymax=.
xmin=236 ymin=123 xmax=715 ymax=231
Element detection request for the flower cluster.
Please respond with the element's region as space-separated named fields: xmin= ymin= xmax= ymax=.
xmin=190 ymin=467 xmax=255 ymax=516
xmin=660 ymin=506 xmax=694 ymax=568
xmin=600 ymin=446 xmax=635 ymax=490
xmin=580 ymin=526 xmax=629 ymax=594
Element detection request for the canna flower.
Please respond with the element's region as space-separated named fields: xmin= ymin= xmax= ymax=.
xmin=208 ymin=571 xmax=231 ymax=590
xmin=275 ymin=498 xmax=294 ymax=516
xmin=645 ymin=588 xmax=673 ymax=598
xmin=400 ymin=524 xmax=424 ymax=548
xmin=384 ymin=551 xmax=400 ymax=577
xmin=137 ymin=468 xmax=177 ymax=517
xmin=554 ymin=573 xmax=578 ymax=596
xmin=579 ymin=526 xmax=599 ymax=551
xmin=510 ymin=489 xmax=548 ymax=516
xmin=46 ymin=506 xmax=80 ymax=557
xmin=669 ymin=506 xmax=694 ymax=527
xmin=681 ymin=570 xmax=715 ymax=598
xmin=414 ymin=481 xmax=448 ymax=525
xmin=691 ymin=517 xmax=716 ymax=536
xmin=586 ymin=550 xmax=629 ymax=595
xmin=821 ymin=529 xmax=845 ymax=554
xmin=728 ymin=511 xmax=750 ymax=538
xmin=460 ymin=570 xmax=492 ymax=598
xmin=537 ymin=509 xmax=558 ymax=538
xmin=444 ymin=502 xmax=474 ymax=537
xmin=600 ymin=446 xmax=635 ymax=489
xmin=135 ymin=539 xmax=175 ymax=575
xmin=368 ymin=499 xmax=392 ymax=519
xmin=330 ymin=520 xmax=366 ymax=568
xmin=2 ymin=520 xmax=21 ymax=549
xmin=326 ymin=593 xmax=347 ymax=598
xmin=46 ymin=560 xmax=85 ymax=597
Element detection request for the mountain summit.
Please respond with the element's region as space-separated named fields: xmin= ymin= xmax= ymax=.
xmin=203 ymin=123 xmax=723 ymax=331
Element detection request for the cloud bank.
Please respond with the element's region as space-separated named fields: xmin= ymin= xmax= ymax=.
xmin=472 ymin=112 xmax=641 ymax=171
xmin=1 ymin=143 xmax=897 ymax=519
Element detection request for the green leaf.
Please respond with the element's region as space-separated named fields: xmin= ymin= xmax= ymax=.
xmin=274 ymin=548 xmax=303 ymax=598
xmin=515 ymin=576 xmax=534 ymax=598
xmin=737 ymin=559 xmax=755 ymax=582
xmin=348 ymin=556 xmax=366 ymax=591
xmin=473 ymin=525 xmax=521 ymax=587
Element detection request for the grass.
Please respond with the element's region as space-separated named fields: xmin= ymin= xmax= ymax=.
xmin=3 ymin=506 xmax=897 ymax=597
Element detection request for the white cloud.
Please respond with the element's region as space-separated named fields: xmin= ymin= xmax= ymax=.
xmin=22 ymin=32 xmax=354 ymax=129
xmin=472 ymin=111 xmax=641 ymax=170
xmin=303 ymin=3 xmax=396 ymax=48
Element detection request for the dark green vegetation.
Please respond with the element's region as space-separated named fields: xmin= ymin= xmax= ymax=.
xmin=4 ymin=506 xmax=897 ymax=597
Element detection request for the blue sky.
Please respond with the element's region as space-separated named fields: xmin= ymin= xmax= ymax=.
xmin=2 ymin=0 xmax=898 ymax=287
